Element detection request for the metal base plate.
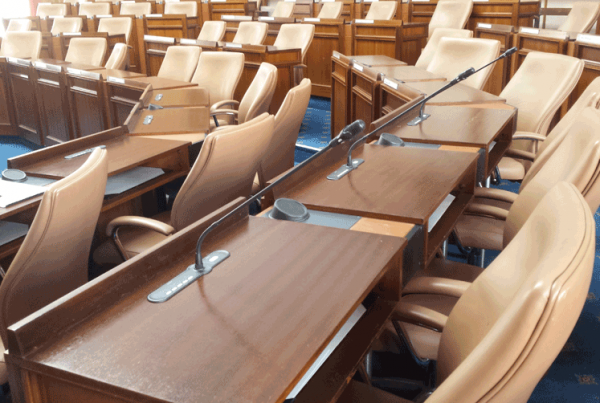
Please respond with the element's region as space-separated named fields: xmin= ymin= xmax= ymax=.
xmin=407 ymin=113 xmax=430 ymax=126
xmin=327 ymin=159 xmax=364 ymax=180
xmin=147 ymin=250 xmax=230 ymax=303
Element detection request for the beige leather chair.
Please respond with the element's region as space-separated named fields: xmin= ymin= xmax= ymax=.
xmin=273 ymin=23 xmax=315 ymax=62
xmin=120 ymin=1 xmax=152 ymax=17
xmin=78 ymin=2 xmax=112 ymax=17
xmin=498 ymin=52 xmax=585 ymax=180
xmin=210 ymin=62 xmax=278 ymax=128
xmin=97 ymin=17 xmax=133 ymax=42
xmin=558 ymin=2 xmax=600 ymax=33
xmin=6 ymin=19 xmax=32 ymax=32
xmin=426 ymin=37 xmax=500 ymax=90
xmin=0 ymin=149 xmax=107 ymax=386
xmin=104 ymin=114 xmax=274 ymax=260
xmin=232 ymin=21 xmax=268 ymax=45
xmin=191 ymin=51 xmax=245 ymax=106
xmin=0 ymin=32 xmax=43 ymax=59
xmin=164 ymin=1 xmax=198 ymax=17
xmin=255 ymin=78 xmax=311 ymax=192
xmin=428 ymin=0 xmax=473 ymax=38
xmin=157 ymin=46 xmax=201 ymax=82
xmin=317 ymin=1 xmax=343 ymax=19
xmin=272 ymin=1 xmax=295 ymax=18
xmin=341 ymin=181 xmax=595 ymax=402
xmin=51 ymin=17 xmax=83 ymax=35
xmin=65 ymin=37 xmax=108 ymax=66
xmin=414 ymin=28 xmax=472 ymax=69
xmin=365 ymin=1 xmax=397 ymax=20
xmin=197 ymin=20 xmax=227 ymax=41
xmin=37 ymin=3 xmax=68 ymax=17
xmin=105 ymin=42 xmax=129 ymax=69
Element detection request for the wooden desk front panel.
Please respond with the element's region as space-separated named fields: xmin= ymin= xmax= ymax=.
xmin=293 ymin=0 xmax=314 ymax=19
xmin=512 ymin=33 xmax=568 ymax=77
xmin=40 ymin=33 xmax=54 ymax=60
xmin=222 ymin=20 xmax=244 ymax=43
xmin=352 ymin=22 xmax=427 ymax=65
xmin=350 ymin=67 xmax=380 ymax=129
xmin=305 ymin=20 xmax=345 ymax=97
xmin=66 ymin=74 xmax=110 ymax=138
xmin=7 ymin=62 xmax=43 ymax=146
xmin=144 ymin=38 xmax=175 ymax=77
xmin=33 ymin=67 xmax=73 ymax=145
xmin=106 ymin=83 xmax=147 ymax=127
xmin=0 ymin=60 xmax=16 ymax=136
xmin=209 ymin=1 xmax=249 ymax=20
xmin=331 ymin=55 xmax=351 ymax=137
xmin=143 ymin=15 xmax=196 ymax=39
xmin=569 ymin=41 xmax=600 ymax=109
xmin=475 ymin=26 xmax=514 ymax=95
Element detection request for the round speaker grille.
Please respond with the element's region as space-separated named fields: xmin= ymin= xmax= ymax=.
xmin=2 ymin=169 xmax=27 ymax=182
xmin=270 ymin=198 xmax=310 ymax=222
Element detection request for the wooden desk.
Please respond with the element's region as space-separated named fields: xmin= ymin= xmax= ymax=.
xmin=141 ymin=87 xmax=210 ymax=108
xmin=6 ymin=203 xmax=405 ymax=403
xmin=130 ymin=76 xmax=198 ymax=90
xmin=569 ymin=35 xmax=600 ymax=109
xmin=511 ymin=27 xmax=570 ymax=77
xmin=106 ymin=77 xmax=150 ymax=127
xmin=474 ymin=23 xmax=515 ymax=95
xmin=143 ymin=34 xmax=177 ymax=76
xmin=293 ymin=0 xmax=314 ymax=19
xmin=65 ymin=68 xmax=111 ymax=138
xmin=143 ymin=14 xmax=198 ymax=38
xmin=125 ymin=103 xmax=210 ymax=136
xmin=402 ymin=81 xmax=507 ymax=107
xmin=0 ymin=57 xmax=16 ymax=136
xmin=209 ymin=0 xmax=250 ymax=20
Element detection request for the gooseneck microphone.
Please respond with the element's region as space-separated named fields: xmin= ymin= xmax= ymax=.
xmin=147 ymin=120 xmax=365 ymax=303
xmin=327 ymin=47 xmax=518 ymax=181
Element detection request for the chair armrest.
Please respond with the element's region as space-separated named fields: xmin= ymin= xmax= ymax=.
xmin=464 ymin=203 xmax=509 ymax=220
xmin=473 ymin=187 xmax=518 ymax=204
xmin=504 ymin=148 xmax=536 ymax=162
xmin=210 ymin=100 xmax=239 ymax=112
xmin=511 ymin=131 xmax=546 ymax=142
xmin=392 ymin=302 xmax=448 ymax=333
xmin=210 ymin=109 xmax=238 ymax=118
xmin=403 ymin=277 xmax=471 ymax=299
xmin=106 ymin=216 xmax=175 ymax=237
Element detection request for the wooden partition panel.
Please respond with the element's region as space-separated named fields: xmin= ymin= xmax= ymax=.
xmin=304 ymin=19 xmax=345 ymax=97
xmin=293 ymin=0 xmax=314 ymax=19
xmin=511 ymin=30 xmax=568 ymax=77
xmin=106 ymin=78 xmax=150 ymax=127
xmin=66 ymin=68 xmax=110 ymax=138
xmin=0 ymin=58 xmax=16 ymax=136
xmin=6 ymin=59 xmax=43 ymax=146
xmin=331 ymin=52 xmax=352 ymax=137
xmin=569 ymin=38 xmax=600 ymax=108
xmin=350 ymin=64 xmax=381 ymax=129
xmin=209 ymin=0 xmax=249 ymax=20
xmin=379 ymin=79 xmax=422 ymax=117
xmin=474 ymin=23 xmax=514 ymax=95
xmin=143 ymin=35 xmax=176 ymax=76
xmin=143 ymin=14 xmax=197 ymax=38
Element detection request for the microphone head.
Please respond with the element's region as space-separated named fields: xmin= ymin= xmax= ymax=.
xmin=456 ymin=67 xmax=476 ymax=82
xmin=504 ymin=47 xmax=517 ymax=57
xmin=339 ymin=119 xmax=366 ymax=141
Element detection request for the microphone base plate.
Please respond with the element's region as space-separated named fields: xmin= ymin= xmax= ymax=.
xmin=147 ymin=250 xmax=230 ymax=303
xmin=327 ymin=159 xmax=364 ymax=181
xmin=407 ymin=113 xmax=431 ymax=126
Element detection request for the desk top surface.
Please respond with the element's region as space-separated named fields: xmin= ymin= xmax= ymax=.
xmin=129 ymin=76 xmax=198 ymax=90
xmin=128 ymin=107 xmax=210 ymax=136
xmin=13 ymin=215 xmax=405 ymax=403
xmin=372 ymin=66 xmax=447 ymax=83
xmin=96 ymin=69 xmax=147 ymax=80
xmin=405 ymin=81 xmax=506 ymax=106
xmin=278 ymin=145 xmax=477 ymax=224
xmin=144 ymin=87 xmax=210 ymax=108
xmin=350 ymin=55 xmax=408 ymax=67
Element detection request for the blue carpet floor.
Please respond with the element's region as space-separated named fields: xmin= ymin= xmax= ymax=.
xmin=0 ymin=136 xmax=41 ymax=171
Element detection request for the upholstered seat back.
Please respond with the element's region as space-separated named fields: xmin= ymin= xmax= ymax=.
xmin=37 ymin=3 xmax=68 ymax=17
xmin=0 ymin=149 xmax=108 ymax=347
xmin=51 ymin=17 xmax=83 ymax=35
xmin=164 ymin=1 xmax=198 ymax=17
xmin=191 ymin=51 xmax=245 ymax=105
xmin=318 ymin=2 xmax=343 ymax=19
xmin=258 ymin=78 xmax=311 ymax=188
xmin=198 ymin=21 xmax=227 ymax=41
xmin=272 ymin=1 xmax=295 ymax=18
xmin=426 ymin=37 xmax=500 ymax=90
xmin=120 ymin=2 xmax=152 ymax=17
xmin=105 ymin=43 xmax=129 ymax=69
xmin=428 ymin=0 xmax=472 ymax=38
xmin=415 ymin=28 xmax=472 ymax=69
xmin=157 ymin=46 xmax=201 ymax=81
xmin=65 ymin=37 xmax=108 ymax=66
xmin=0 ymin=32 xmax=43 ymax=59
xmin=273 ymin=24 xmax=315 ymax=61
xmin=6 ymin=19 xmax=32 ymax=32
xmin=97 ymin=17 xmax=133 ymax=42
xmin=558 ymin=1 xmax=600 ymax=33
xmin=432 ymin=182 xmax=594 ymax=403
xmin=232 ymin=22 xmax=268 ymax=45
xmin=170 ymin=114 xmax=274 ymax=230
xmin=78 ymin=2 xmax=111 ymax=17
xmin=238 ymin=62 xmax=278 ymax=123
xmin=365 ymin=1 xmax=397 ymax=20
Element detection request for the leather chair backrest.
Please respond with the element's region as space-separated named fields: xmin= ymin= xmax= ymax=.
xmin=157 ymin=45 xmax=201 ymax=81
xmin=0 ymin=32 xmax=43 ymax=59
xmin=559 ymin=1 xmax=600 ymax=33
xmin=500 ymin=52 xmax=584 ymax=136
xmin=431 ymin=182 xmax=594 ymax=403
xmin=191 ymin=51 xmax=244 ymax=105
xmin=0 ymin=149 xmax=108 ymax=347
xmin=170 ymin=114 xmax=274 ymax=230
xmin=365 ymin=1 xmax=397 ymax=20
xmin=428 ymin=0 xmax=472 ymax=38
xmin=426 ymin=37 xmax=500 ymax=90
xmin=414 ymin=28 xmax=472 ymax=69
xmin=504 ymin=107 xmax=600 ymax=246
xmin=164 ymin=1 xmax=197 ymax=17
xmin=65 ymin=37 xmax=108 ymax=66
xmin=97 ymin=17 xmax=133 ymax=42
xmin=120 ymin=2 xmax=152 ymax=17
xmin=258 ymin=78 xmax=311 ymax=188
xmin=318 ymin=2 xmax=343 ymax=19
xmin=37 ymin=3 xmax=68 ymax=17
xmin=198 ymin=20 xmax=227 ymax=41
xmin=105 ymin=42 xmax=129 ymax=69
xmin=232 ymin=21 xmax=268 ymax=45
xmin=272 ymin=1 xmax=295 ymax=18
xmin=238 ymin=62 xmax=278 ymax=123
xmin=51 ymin=17 xmax=83 ymax=35
xmin=78 ymin=2 xmax=112 ymax=17
xmin=273 ymin=23 xmax=315 ymax=61
xmin=521 ymin=76 xmax=600 ymax=189
xmin=6 ymin=19 xmax=32 ymax=32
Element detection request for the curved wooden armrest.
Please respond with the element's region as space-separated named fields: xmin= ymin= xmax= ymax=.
xmin=473 ymin=187 xmax=518 ymax=204
xmin=106 ymin=216 xmax=175 ymax=237
xmin=511 ymin=131 xmax=546 ymax=142
xmin=211 ymin=100 xmax=239 ymax=111
xmin=464 ymin=203 xmax=509 ymax=220
xmin=392 ymin=302 xmax=448 ymax=333
xmin=504 ymin=148 xmax=536 ymax=162
xmin=403 ymin=277 xmax=471 ymax=299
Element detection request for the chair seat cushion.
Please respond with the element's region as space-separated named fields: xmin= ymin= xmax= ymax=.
xmin=410 ymin=257 xmax=484 ymax=283
xmin=497 ymin=156 xmax=526 ymax=181
xmin=453 ymin=213 xmax=505 ymax=251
